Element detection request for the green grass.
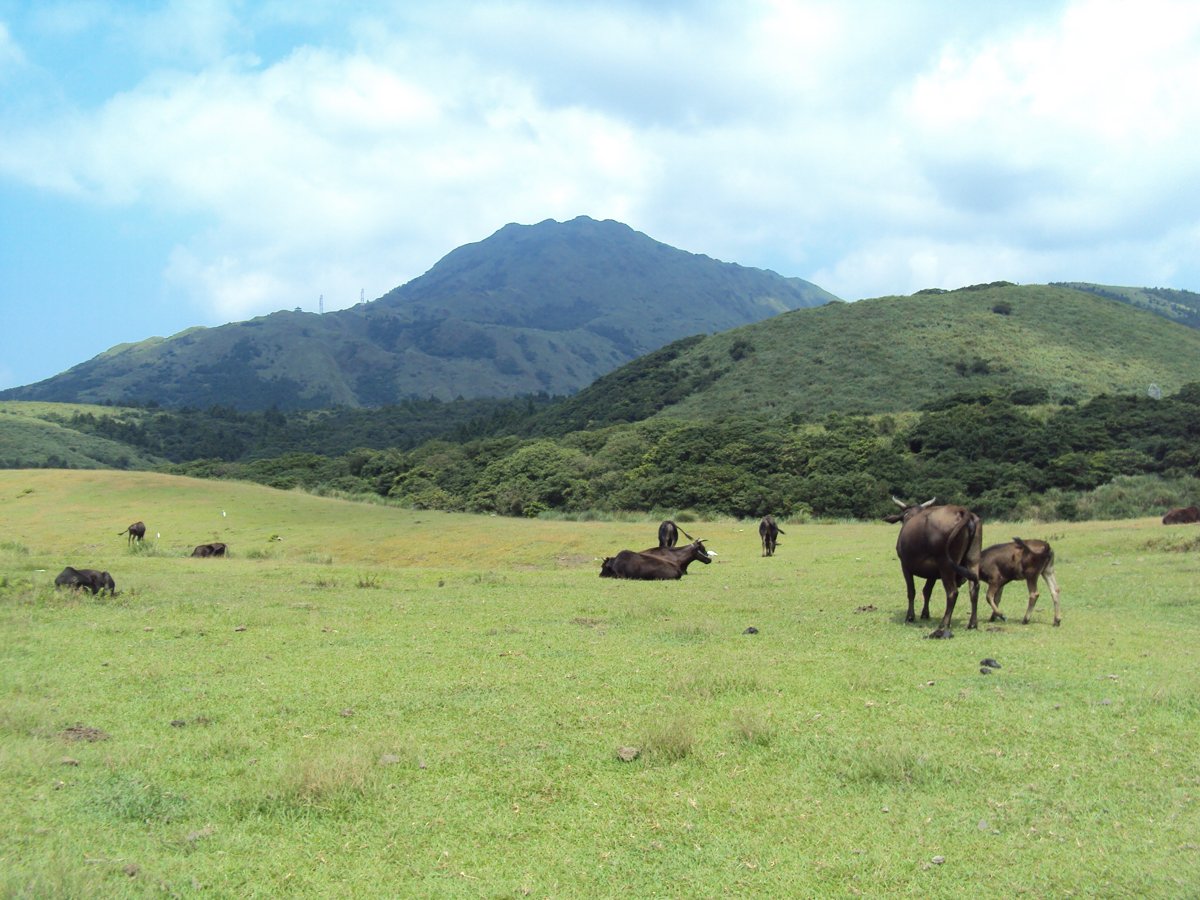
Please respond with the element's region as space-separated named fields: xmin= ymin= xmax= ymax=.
xmin=1 ymin=470 xmax=1198 ymax=896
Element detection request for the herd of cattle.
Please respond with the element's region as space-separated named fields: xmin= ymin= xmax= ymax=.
xmin=600 ymin=493 xmax=1190 ymax=633
xmin=54 ymin=521 xmax=226 ymax=595
xmin=55 ymin=502 xmax=1197 ymax=634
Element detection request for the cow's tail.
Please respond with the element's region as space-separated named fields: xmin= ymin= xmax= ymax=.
xmin=946 ymin=515 xmax=980 ymax=584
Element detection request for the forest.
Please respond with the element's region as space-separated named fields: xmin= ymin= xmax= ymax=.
xmin=52 ymin=382 xmax=1200 ymax=522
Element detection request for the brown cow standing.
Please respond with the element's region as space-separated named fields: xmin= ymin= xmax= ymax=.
xmin=1162 ymin=506 xmax=1200 ymax=525
xmin=119 ymin=521 xmax=146 ymax=544
xmin=979 ymin=537 xmax=1062 ymax=626
xmin=883 ymin=497 xmax=982 ymax=639
xmin=759 ymin=515 xmax=785 ymax=556
xmin=657 ymin=520 xmax=679 ymax=549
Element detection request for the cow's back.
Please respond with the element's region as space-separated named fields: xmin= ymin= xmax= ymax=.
xmin=897 ymin=505 xmax=981 ymax=578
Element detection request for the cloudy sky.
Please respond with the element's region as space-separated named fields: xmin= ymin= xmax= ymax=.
xmin=2 ymin=0 xmax=1199 ymax=391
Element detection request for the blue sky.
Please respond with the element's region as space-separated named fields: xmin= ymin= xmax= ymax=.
xmin=3 ymin=0 xmax=1200 ymax=391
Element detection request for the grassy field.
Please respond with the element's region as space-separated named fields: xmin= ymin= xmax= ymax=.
xmin=1 ymin=470 xmax=1198 ymax=897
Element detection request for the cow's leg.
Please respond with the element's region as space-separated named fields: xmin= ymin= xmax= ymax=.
xmin=903 ymin=570 xmax=918 ymax=622
xmin=919 ymin=578 xmax=936 ymax=620
xmin=1040 ymin=568 xmax=1062 ymax=626
xmin=965 ymin=573 xmax=980 ymax=630
xmin=930 ymin=576 xmax=957 ymax=638
xmin=986 ymin=581 xmax=1006 ymax=621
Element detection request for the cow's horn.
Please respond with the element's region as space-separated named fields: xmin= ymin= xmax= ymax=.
xmin=891 ymin=496 xmax=908 ymax=508
xmin=920 ymin=497 xmax=937 ymax=507
xmin=680 ymin=528 xmax=696 ymax=541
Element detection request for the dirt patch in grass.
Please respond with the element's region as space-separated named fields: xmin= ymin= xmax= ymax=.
xmin=61 ymin=724 xmax=109 ymax=742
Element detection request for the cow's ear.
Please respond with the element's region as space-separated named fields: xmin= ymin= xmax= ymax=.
xmin=882 ymin=513 xmax=903 ymax=523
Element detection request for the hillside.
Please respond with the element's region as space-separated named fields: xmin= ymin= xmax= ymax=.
xmin=0 ymin=217 xmax=836 ymax=411
xmin=528 ymin=282 xmax=1200 ymax=431
xmin=0 ymin=403 xmax=167 ymax=469
xmin=1055 ymin=283 xmax=1200 ymax=329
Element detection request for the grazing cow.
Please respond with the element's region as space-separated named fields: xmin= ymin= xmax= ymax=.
xmin=657 ymin=520 xmax=679 ymax=549
xmin=641 ymin=539 xmax=713 ymax=574
xmin=759 ymin=515 xmax=785 ymax=556
xmin=191 ymin=542 xmax=227 ymax=558
xmin=979 ymin=537 xmax=1062 ymax=626
xmin=1162 ymin=506 xmax=1200 ymax=525
xmin=883 ymin=497 xmax=982 ymax=638
xmin=55 ymin=566 xmax=116 ymax=595
xmin=119 ymin=521 xmax=146 ymax=544
xmin=599 ymin=550 xmax=684 ymax=580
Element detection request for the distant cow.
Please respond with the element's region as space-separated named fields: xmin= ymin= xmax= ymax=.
xmin=980 ymin=537 xmax=1062 ymax=626
xmin=759 ymin=515 xmax=785 ymax=557
xmin=191 ymin=542 xmax=227 ymax=558
xmin=1162 ymin=506 xmax=1200 ymax=525
xmin=883 ymin=497 xmax=982 ymax=638
xmin=641 ymin=539 xmax=713 ymax=574
xmin=55 ymin=566 xmax=116 ymax=595
xmin=599 ymin=550 xmax=684 ymax=580
xmin=119 ymin=521 xmax=146 ymax=544
xmin=657 ymin=520 xmax=679 ymax=549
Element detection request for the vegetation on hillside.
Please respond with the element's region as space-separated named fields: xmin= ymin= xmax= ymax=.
xmin=147 ymin=383 xmax=1200 ymax=522
xmin=0 ymin=216 xmax=834 ymax=410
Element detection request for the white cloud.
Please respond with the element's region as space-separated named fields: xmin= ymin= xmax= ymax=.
xmin=3 ymin=0 xmax=1200 ymax=328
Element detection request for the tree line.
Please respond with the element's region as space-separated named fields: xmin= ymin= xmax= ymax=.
xmin=141 ymin=383 xmax=1200 ymax=521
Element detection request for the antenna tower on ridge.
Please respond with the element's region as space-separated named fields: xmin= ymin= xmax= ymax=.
xmin=319 ymin=294 xmax=324 ymax=315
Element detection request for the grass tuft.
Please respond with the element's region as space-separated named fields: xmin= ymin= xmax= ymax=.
xmin=642 ymin=715 xmax=697 ymax=762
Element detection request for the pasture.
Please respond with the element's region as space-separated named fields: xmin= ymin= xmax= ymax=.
xmin=1 ymin=470 xmax=1198 ymax=897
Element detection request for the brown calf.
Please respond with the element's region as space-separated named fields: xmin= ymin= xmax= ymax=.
xmin=979 ymin=537 xmax=1061 ymax=626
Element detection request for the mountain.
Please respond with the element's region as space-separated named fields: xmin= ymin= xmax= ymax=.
xmin=0 ymin=217 xmax=837 ymax=410
xmin=525 ymin=282 xmax=1200 ymax=432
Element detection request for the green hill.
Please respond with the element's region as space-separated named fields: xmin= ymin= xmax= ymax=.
xmin=1055 ymin=282 xmax=1200 ymax=328
xmin=529 ymin=283 xmax=1200 ymax=432
xmin=0 ymin=402 xmax=167 ymax=469
xmin=0 ymin=217 xmax=835 ymax=411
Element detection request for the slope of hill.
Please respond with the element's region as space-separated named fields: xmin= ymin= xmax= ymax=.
xmin=1054 ymin=282 xmax=1200 ymax=328
xmin=0 ymin=217 xmax=836 ymax=411
xmin=0 ymin=403 xmax=167 ymax=469
xmin=527 ymin=282 xmax=1200 ymax=431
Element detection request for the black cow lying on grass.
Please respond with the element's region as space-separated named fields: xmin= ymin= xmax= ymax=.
xmin=55 ymin=566 xmax=116 ymax=595
xmin=599 ymin=550 xmax=684 ymax=580
xmin=191 ymin=542 xmax=227 ymax=557
xmin=640 ymin=539 xmax=712 ymax=573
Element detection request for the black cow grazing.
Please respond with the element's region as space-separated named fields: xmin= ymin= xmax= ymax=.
xmin=759 ymin=515 xmax=784 ymax=556
xmin=55 ymin=566 xmax=116 ymax=595
xmin=641 ymin=539 xmax=712 ymax=574
xmin=599 ymin=550 xmax=684 ymax=580
xmin=191 ymin=542 xmax=227 ymax=558
xmin=1162 ymin=506 xmax=1200 ymax=525
xmin=979 ymin=537 xmax=1062 ymax=626
xmin=883 ymin=496 xmax=983 ymax=639
xmin=119 ymin=521 xmax=146 ymax=544
xmin=657 ymin=520 xmax=679 ymax=549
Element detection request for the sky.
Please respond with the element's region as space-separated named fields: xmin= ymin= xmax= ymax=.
xmin=2 ymin=0 xmax=1200 ymax=391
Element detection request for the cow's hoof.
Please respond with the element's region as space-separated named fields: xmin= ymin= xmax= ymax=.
xmin=1053 ymin=620 xmax=1062 ymax=627
xmin=980 ymin=667 xmax=993 ymax=675
xmin=927 ymin=629 xmax=953 ymax=639
xmin=989 ymin=613 xmax=1006 ymax=622
xmin=980 ymin=658 xmax=1001 ymax=669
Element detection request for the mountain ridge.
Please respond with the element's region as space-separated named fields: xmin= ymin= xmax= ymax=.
xmin=0 ymin=216 xmax=837 ymax=410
